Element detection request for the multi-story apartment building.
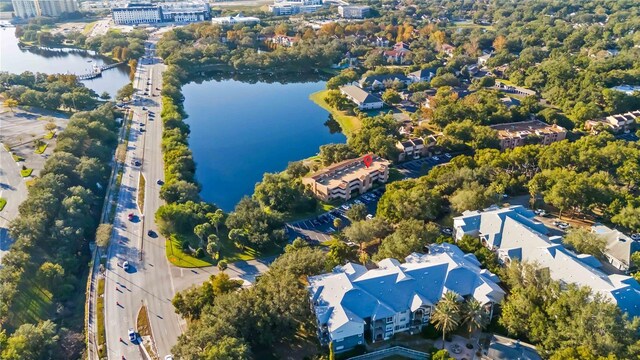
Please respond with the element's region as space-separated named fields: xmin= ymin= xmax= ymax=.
xmin=337 ymin=5 xmax=370 ymax=19
xmin=12 ymin=0 xmax=78 ymax=18
xmin=489 ymin=120 xmax=566 ymax=150
xmin=395 ymin=136 xmax=437 ymax=161
xmin=112 ymin=2 xmax=210 ymax=25
xmin=453 ymin=205 xmax=640 ymax=318
xmin=302 ymin=155 xmax=389 ymax=201
xmin=308 ymin=243 xmax=505 ymax=353
xmin=585 ymin=110 xmax=639 ymax=133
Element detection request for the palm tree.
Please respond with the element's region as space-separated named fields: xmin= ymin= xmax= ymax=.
xmin=431 ymin=291 xmax=461 ymax=349
xmin=461 ymin=298 xmax=488 ymax=337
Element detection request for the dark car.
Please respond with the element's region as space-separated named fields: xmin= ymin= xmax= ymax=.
xmin=134 ymin=161 xmax=141 ymax=166
xmin=147 ymin=230 xmax=155 ymax=237
xmin=156 ymin=179 xmax=164 ymax=185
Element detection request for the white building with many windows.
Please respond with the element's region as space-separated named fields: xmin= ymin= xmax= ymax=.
xmin=308 ymin=243 xmax=505 ymax=353
xmin=112 ymin=2 xmax=210 ymax=25
xmin=112 ymin=3 xmax=162 ymax=24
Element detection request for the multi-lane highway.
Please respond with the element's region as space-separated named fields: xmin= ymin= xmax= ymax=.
xmin=103 ymin=37 xmax=183 ymax=360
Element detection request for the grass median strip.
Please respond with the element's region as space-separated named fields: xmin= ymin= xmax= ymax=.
xmin=138 ymin=174 xmax=146 ymax=212
xmin=0 ymin=198 xmax=6 ymax=212
xmin=96 ymin=278 xmax=106 ymax=358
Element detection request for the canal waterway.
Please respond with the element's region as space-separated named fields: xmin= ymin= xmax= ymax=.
xmin=0 ymin=27 xmax=130 ymax=97
xmin=182 ymin=76 xmax=346 ymax=211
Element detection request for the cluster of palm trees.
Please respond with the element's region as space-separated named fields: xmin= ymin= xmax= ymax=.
xmin=430 ymin=291 xmax=489 ymax=349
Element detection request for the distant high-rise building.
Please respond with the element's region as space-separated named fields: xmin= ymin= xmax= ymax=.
xmin=11 ymin=0 xmax=39 ymax=18
xmin=11 ymin=0 xmax=78 ymax=18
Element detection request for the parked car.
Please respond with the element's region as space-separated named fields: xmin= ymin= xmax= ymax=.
xmin=128 ymin=329 xmax=136 ymax=341
xmin=312 ymin=219 xmax=321 ymax=226
xmin=441 ymin=227 xmax=453 ymax=235
xmin=558 ymin=223 xmax=570 ymax=230
xmin=156 ymin=179 xmax=164 ymax=185
xmin=444 ymin=153 xmax=452 ymax=159
xmin=128 ymin=212 xmax=134 ymax=221
xmin=631 ymin=234 xmax=640 ymax=241
xmin=366 ymin=214 xmax=374 ymax=220
xmin=534 ymin=209 xmax=547 ymax=216
xmin=341 ymin=204 xmax=350 ymax=211
xmin=433 ymin=156 xmax=440 ymax=161
xmin=134 ymin=161 xmax=141 ymax=166
xmin=147 ymin=230 xmax=155 ymax=237
xmin=123 ymin=261 xmax=130 ymax=271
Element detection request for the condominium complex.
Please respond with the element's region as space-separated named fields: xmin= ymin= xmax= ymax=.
xmin=395 ymin=136 xmax=437 ymax=161
xmin=308 ymin=243 xmax=505 ymax=353
xmin=337 ymin=5 xmax=370 ymax=19
xmin=453 ymin=205 xmax=640 ymax=318
xmin=12 ymin=0 xmax=78 ymax=18
xmin=112 ymin=2 xmax=210 ymax=25
xmin=585 ymin=110 xmax=639 ymax=133
xmin=489 ymin=120 xmax=566 ymax=150
xmin=302 ymin=155 xmax=389 ymax=201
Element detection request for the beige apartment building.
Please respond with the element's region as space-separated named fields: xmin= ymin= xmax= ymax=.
xmin=303 ymin=155 xmax=390 ymax=201
xmin=489 ymin=120 xmax=566 ymax=150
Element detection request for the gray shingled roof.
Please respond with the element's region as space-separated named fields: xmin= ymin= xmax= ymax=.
xmin=340 ymin=85 xmax=382 ymax=104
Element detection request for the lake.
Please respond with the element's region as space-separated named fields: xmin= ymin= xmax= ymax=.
xmin=0 ymin=27 xmax=130 ymax=97
xmin=182 ymin=77 xmax=346 ymax=211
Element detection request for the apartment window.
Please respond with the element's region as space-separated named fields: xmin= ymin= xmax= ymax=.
xmin=395 ymin=325 xmax=399 ymax=331
xmin=386 ymin=317 xmax=393 ymax=323
xmin=334 ymin=338 xmax=343 ymax=343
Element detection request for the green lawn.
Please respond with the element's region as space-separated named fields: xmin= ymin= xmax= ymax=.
xmin=82 ymin=21 xmax=97 ymax=35
xmin=97 ymin=278 xmax=106 ymax=358
xmin=9 ymin=280 xmax=53 ymax=327
xmin=12 ymin=154 xmax=24 ymax=162
xmin=20 ymin=168 xmax=33 ymax=177
xmin=44 ymin=131 xmax=55 ymax=139
xmin=34 ymin=143 xmax=48 ymax=154
xmin=0 ymin=198 xmax=6 ymax=212
xmin=166 ymin=235 xmax=216 ymax=268
xmin=309 ymin=90 xmax=361 ymax=135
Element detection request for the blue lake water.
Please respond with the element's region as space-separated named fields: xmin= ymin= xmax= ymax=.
xmin=0 ymin=27 xmax=130 ymax=98
xmin=182 ymin=78 xmax=346 ymax=211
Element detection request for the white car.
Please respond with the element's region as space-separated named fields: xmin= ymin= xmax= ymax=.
xmin=534 ymin=209 xmax=547 ymax=216
xmin=123 ymin=261 xmax=130 ymax=271
xmin=164 ymin=356 xmax=174 ymax=360
xmin=366 ymin=214 xmax=374 ymax=220
xmin=128 ymin=328 xmax=136 ymax=341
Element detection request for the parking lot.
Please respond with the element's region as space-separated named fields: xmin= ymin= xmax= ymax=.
xmin=616 ymin=132 xmax=639 ymax=142
xmin=395 ymin=153 xmax=454 ymax=178
xmin=286 ymin=188 xmax=385 ymax=245
xmin=285 ymin=153 xmax=460 ymax=245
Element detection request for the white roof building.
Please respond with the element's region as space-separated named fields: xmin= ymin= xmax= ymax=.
xmin=211 ymin=14 xmax=260 ymax=25
xmin=454 ymin=206 xmax=640 ymax=318
xmin=308 ymin=243 xmax=505 ymax=352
